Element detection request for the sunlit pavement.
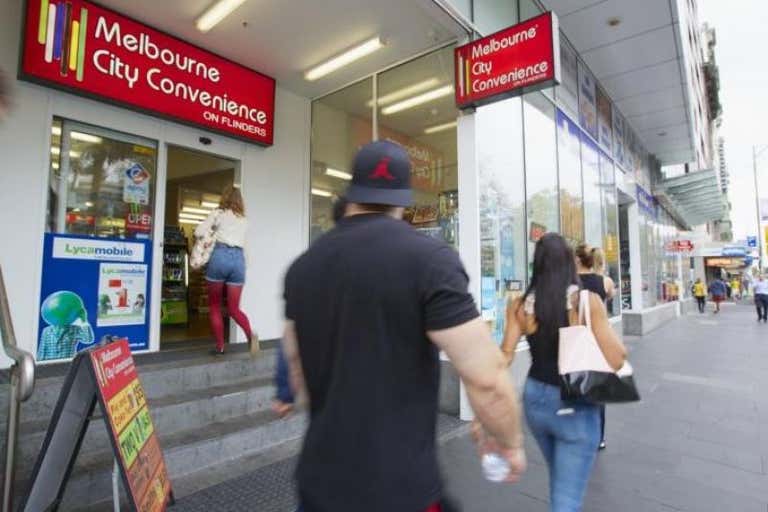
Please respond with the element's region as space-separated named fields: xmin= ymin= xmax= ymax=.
xmin=175 ymin=303 xmax=768 ymax=511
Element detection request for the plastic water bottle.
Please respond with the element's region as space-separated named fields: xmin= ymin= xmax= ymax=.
xmin=481 ymin=453 xmax=510 ymax=482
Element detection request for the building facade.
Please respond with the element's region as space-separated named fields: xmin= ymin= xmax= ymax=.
xmin=1 ymin=0 xmax=715 ymax=380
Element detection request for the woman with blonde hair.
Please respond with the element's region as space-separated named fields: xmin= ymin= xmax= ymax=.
xmin=195 ymin=185 xmax=257 ymax=355
xmin=575 ymin=244 xmax=616 ymax=451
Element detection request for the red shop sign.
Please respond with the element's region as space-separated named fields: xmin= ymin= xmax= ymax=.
xmin=455 ymin=11 xmax=560 ymax=109
xmin=21 ymin=0 xmax=276 ymax=146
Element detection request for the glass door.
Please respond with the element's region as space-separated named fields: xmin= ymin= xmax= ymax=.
xmin=37 ymin=118 xmax=158 ymax=361
xmin=47 ymin=118 xmax=158 ymax=238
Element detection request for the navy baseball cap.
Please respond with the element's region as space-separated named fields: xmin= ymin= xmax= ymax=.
xmin=345 ymin=140 xmax=412 ymax=207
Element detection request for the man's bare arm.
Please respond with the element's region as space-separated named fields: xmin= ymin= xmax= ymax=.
xmin=428 ymin=318 xmax=523 ymax=451
xmin=282 ymin=321 xmax=308 ymax=409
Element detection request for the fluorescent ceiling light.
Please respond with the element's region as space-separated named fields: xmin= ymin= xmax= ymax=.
xmin=201 ymin=201 xmax=220 ymax=209
xmin=50 ymin=147 xmax=81 ymax=158
xmin=196 ymin=0 xmax=248 ymax=33
xmin=325 ymin=168 xmax=352 ymax=180
xmin=367 ymin=78 xmax=440 ymax=107
xmin=381 ymin=85 xmax=454 ymax=115
xmin=424 ymin=121 xmax=457 ymax=135
xmin=311 ymin=188 xmax=333 ymax=198
xmin=179 ymin=212 xmax=208 ymax=220
xmin=71 ymin=131 xmax=103 ymax=143
xmin=51 ymin=126 xmax=61 ymax=136
xmin=182 ymin=206 xmax=212 ymax=215
xmin=305 ymin=36 xmax=384 ymax=81
xmin=179 ymin=218 xmax=202 ymax=225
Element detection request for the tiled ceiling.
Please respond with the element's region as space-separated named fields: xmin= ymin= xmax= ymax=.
xmin=542 ymin=0 xmax=695 ymax=165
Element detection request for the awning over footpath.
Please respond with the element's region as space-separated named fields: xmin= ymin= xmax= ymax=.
xmin=654 ymin=169 xmax=728 ymax=230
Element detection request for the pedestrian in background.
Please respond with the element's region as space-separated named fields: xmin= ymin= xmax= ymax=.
xmin=693 ymin=278 xmax=707 ymax=314
xmin=730 ymin=276 xmax=741 ymax=301
xmin=273 ymin=196 xmax=348 ymax=418
xmin=504 ymin=235 xmax=627 ymax=511
xmin=574 ymin=244 xmax=615 ymax=450
xmin=754 ymin=274 xmax=768 ymax=323
xmin=283 ymin=141 xmax=525 ymax=512
xmin=708 ymin=276 xmax=727 ymax=314
xmin=195 ymin=185 xmax=257 ymax=355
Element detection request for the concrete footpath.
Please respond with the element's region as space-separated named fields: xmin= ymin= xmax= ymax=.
xmin=174 ymin=303 xmax=768 ymax=511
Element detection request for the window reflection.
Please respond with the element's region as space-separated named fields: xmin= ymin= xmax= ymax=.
xmin=310 ymin=78 xmax=373 ymax=241
xmin=477 ymin=97 xmax=526 ymax=341
xmin=556 ymin=110 xmax=584 ymax=246
xmin=47 ymin=118 xmax=157 ymax=239
xmin=524 ymin=93 xmax=558 ymax=271
xmin=377 ymin=46 xmax=459 ymax=247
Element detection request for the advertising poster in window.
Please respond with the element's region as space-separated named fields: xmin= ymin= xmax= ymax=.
xmin=97 ymin=263 xmax=148 ymax=327
xmin=557 ymin=40 xmax=579 ymax=117
xmin=577 ymin=61 xmax=598 ymax=139
xmin=612 ymin=108 xmax=625 ymax=169
xmin=37 ymin=234 xmax=152 ymax=361
xmin=596 ymin=86 xmax=612 ymax=152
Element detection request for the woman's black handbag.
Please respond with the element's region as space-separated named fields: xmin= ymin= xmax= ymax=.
xmin=558 ymin=291 xmax=640 ymax=404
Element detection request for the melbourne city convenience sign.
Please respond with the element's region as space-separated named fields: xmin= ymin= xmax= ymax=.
xmin=455 ymin=12 xmax=561 ymax=109
xmin=20 ymin=0 xmax=276 ymax=145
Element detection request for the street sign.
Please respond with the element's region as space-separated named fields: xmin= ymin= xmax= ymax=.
xmin=747 ymin=236 xmax=758 ymax=248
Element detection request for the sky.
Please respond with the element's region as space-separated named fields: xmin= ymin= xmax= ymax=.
xmin=698 ymin=0 xmax=768 ymax=242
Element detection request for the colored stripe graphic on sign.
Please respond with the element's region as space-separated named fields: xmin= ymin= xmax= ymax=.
xmin=69 ymin=20 xmax=79 ymax=71
xmin=76 ymin=8 xmax=88 ymax=81
xmin=44 ymin=4 xmax=56 ymax=63
xmin=38 ymin=0 xmax=50 ymax=44
xmin=61 ymin=2 xmax=72 ymax=75
xmin=53 ymin=2 xmax=65 ymax=60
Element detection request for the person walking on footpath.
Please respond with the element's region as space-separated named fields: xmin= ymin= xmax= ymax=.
xmin=282 ymin=140 xmax=526 ymax=512
xmin=195 ymin=185 xmax=257 ymax=355
xmin=708 ymin=276 xmax=727 ymax=314
xmin=730 ymin=276 xmax=741 ymax=301
xmin=693 ymin=278 xmax=707 ymax=314
xmin=503 ymin=234 xmax=627 ymax=512
xmin=574 ymin=244 xmax=615 ymax=451
xmin=272 ymin=196 xmax=348 ymax=418
xmin=754 ymin=274 xmax=768 ymax=322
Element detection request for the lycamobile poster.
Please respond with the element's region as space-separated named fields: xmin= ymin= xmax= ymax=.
xmin=38 ymin=234 xmax=152 ymax=361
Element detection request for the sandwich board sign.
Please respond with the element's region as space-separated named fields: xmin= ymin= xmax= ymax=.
xmin=21 ymin=339 xmax=172 ymax=511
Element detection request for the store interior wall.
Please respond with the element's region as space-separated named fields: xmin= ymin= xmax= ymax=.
xmin=0 ymin=2 xmax=310 ymax=367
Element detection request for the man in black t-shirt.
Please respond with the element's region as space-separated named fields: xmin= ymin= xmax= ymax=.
xmin=283 ymin=141 xmax=525 ymax=512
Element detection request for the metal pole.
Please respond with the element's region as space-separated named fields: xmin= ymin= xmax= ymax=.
xmin=2 ymin=372 xmax=20 ymax=512
xmin=112 ymin=459 xmax=120 ymax=512
xmin=754 ymin=146 xmax=764 ymax=271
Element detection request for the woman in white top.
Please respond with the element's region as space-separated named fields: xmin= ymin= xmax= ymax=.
xmin=195 ymin=186 xmax=256 ymax=354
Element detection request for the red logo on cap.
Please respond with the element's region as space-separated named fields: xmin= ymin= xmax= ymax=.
xmin=369 ymin=157 xmax=395 ymax=181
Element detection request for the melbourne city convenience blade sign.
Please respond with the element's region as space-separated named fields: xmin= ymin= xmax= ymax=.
xmin=455 ymin=12 xmax=561 ymax=109
xmin=21 ymin=0 xmax=276 ymax=146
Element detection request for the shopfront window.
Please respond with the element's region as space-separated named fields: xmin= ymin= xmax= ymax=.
xmin=46 ymin=118 xmax=158 ymax=239
xmin=524 ymin=93 xmax=558 ymax=270
xmin=556 ymin=110 xmax=583 ymax=247
xmin=377 ymin=47 xmax=459 ymax=247
xmin=582 ymin=137 xmax=601 ymax=248
xmin=599 ymin=152 xmax=620 ymax=316
xmin=477 ymin=97 xmax=526 ymax=341
xmin=310 ymin=78 xmax=373 ymax=241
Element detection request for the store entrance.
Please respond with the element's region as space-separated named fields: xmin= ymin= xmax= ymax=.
xmin=160 ymin=146 xmax=237 ymax=349
xmin=618 ymin=192 xmax=634 ymax=311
